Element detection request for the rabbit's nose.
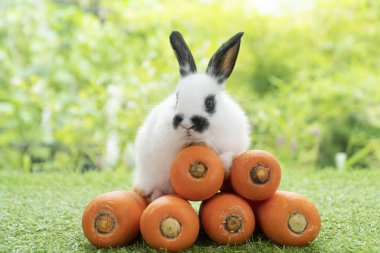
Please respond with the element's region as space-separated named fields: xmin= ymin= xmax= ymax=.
xmin=179 ymin=118 xmax=194 ymax=130
xmin=180 ymin=124 xmax=194 ymax=130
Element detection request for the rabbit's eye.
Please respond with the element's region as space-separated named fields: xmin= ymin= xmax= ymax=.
xmin=204 ymin=95 xmax=216 ymax=114
xmin=206 ymin=99 xmax=213 ymax=108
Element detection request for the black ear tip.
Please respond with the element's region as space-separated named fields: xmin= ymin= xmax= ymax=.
xmin=222 ymin=32 xmax=244 ymax=48
xmin=233 ymin=32 xmax=244 ymax=42
xmin=170 ymin=31 xmax=183 ymax=40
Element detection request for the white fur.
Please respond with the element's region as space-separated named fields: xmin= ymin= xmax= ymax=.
xmin=133 ymin=73 xmax=250 ymax=200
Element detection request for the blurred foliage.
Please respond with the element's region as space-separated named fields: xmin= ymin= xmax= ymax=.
xmin=0 ymin=0 xmax=379 ymax=172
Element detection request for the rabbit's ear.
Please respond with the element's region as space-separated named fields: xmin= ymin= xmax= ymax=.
xmin=170 ymin=31 xmax=197 ymax=77
xmin=206 ymin=32 xmax=244 ymax=84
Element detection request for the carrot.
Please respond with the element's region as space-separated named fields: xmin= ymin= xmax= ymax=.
xmin=200 ymin=193 xmax=255 ymax=245
xmin=230 ymin=150 xmax=281 ymax=201
xmin=255 ymin=191 xmax=321 ymax=246
xmin=82 ymin=191 xmax=147 ymax=248
xmin=170 ymin=145 xmax=224 ymax=201
xmin=140 ymin=195 xmax=199 ymax=251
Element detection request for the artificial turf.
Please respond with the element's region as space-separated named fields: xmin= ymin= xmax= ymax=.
xmin=0 ymin=168 xmax=379 ymax=252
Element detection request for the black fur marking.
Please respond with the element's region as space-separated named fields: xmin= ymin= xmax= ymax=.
xmin=170 ymin=31 xmax=197 ymax=77
xmin=173 ymin=114 xmax=184 ymax=129
xmin=204 ymin=95 xmax=216 ymax=114
xmin=191 ymin=115 xmax=209 ymax=133
xmin=206 ymin=32 xmax=244 ymax=84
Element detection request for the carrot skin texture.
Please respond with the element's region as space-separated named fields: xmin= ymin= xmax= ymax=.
xmin=231 ymin=150 xmax=281 ymax=201
xmin=255 ymin=191 xmax=321 ymax=246
xmin=200 ymin=193 xmax=255 ymax=245
xmin=82 ymin=191 xmax=147 ymax=248
xmin=140 ymin=195 xmax=199 ymax=251
xmin=170 ymin=145 xmax=224 ymax=201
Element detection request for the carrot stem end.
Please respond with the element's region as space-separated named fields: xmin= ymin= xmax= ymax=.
xmin=94 ymin=212 xmax=116 ymax=234
xmin=160 ymin=217 xmax=182 ymax=239
xmin=287 ymin=212 xmax=308 ymax=234
xmin=250 ymin=163 xmax=270 ymax=184
xmin=189 ymin=161 xmax=208 ymax=178
xmin=224 ymin=214 xmax=243 ymax=234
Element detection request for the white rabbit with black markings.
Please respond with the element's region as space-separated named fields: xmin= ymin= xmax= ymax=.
xmin=133 ymin=31 xmax=250 ymax=201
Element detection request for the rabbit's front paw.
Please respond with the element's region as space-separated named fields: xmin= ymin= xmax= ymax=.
xmin=133 ymin=185 xmax=164 ymax=203
xmin=219 ymin=151 xmax=235 ymax=179
xmin=148 ymin=189 xmax=165 ymax=203
xmin=132 ymin=185 xmax=149 ymax=198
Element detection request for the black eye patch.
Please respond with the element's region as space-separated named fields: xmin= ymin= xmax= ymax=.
xmin=191 ymin=115 xmax=209 ymax=133
xmin=173 ymin=114 xmax=184 ymax=129
xmin=204 ymin=95 xmax=216 ymax=114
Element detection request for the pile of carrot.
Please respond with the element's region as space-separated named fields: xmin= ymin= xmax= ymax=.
xmin=81 ymin=145 xmax=321 ymax=251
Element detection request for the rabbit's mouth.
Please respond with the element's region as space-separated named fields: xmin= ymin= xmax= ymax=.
xmin=178 ymin=124 xmax=203 ymax=142
xmin=183 ymin=129 xmax=200 ymax=141
xmin=179 ymin=125 xmax=195 ymax=137
xmin=186 ymin=129 xmax=192 ymax=137
xmin=184 ymin=130 xmax=193 ymax=139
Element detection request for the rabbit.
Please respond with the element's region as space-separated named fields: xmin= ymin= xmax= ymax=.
xmin=133 ymin=31 xmax=250 ymax=202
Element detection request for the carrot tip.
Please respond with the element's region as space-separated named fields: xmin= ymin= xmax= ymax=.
xmin=224 ymin=214 xmax=243 ymax=234
xmin=189 ymin=161 xmax=208 ymax=178
xmin=287 ymin=212 xmax=308 ymax=234
xmin=94 ymin=211 xmax=116 ymax=234
xmin=160 ymin=217 xmax=182 ymax=239
xmin=250 ymin=163 xmax=271 ymax=184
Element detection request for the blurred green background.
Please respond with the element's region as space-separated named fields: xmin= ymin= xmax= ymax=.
xmin=1 ymin=0 xmax=379 ymax=173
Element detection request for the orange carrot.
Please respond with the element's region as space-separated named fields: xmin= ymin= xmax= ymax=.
xmin=170 ymin=145 xmax=224 ymax=201
xmin=82 ymin=191 xmax=147 ymax=248
xmin=255 ymin=191 xmax=321 ymax=246
xmin=231 ymin=150 xmax=281 ymax=201
xmin=140 ymin=195 xmax=199 ymax=251
xmin=200 ymin=193 xmax=255 ymax=245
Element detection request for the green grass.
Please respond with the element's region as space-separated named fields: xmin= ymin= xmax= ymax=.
xmin=1 ymin=168 xmax=379 ymax=253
